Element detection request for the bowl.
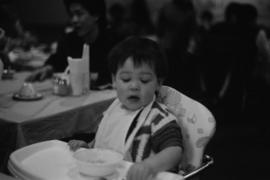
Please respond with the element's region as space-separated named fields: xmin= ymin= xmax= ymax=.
xmin=73 ymin=148 xmax=123 ymax=177
xmin=18 ymin=83 xmax=37 ymax=97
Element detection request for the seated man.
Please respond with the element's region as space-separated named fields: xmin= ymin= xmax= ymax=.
xmin=26 ymin=0 xmax=114 ymax=86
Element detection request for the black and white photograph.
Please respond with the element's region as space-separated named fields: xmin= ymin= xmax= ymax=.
xmin=1 ymin=0 xmax=270 ymax=179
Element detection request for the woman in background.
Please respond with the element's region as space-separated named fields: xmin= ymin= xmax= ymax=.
xmin=26 ymin=0 xmax=114 ymax=86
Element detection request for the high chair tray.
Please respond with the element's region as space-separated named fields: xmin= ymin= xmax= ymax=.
xmin=8 ymin=140 xmax=84 ymax=180
xmin=8 ymin=140 xmax=184 ymax=180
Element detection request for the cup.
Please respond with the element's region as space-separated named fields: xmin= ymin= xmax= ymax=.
xmin=69 ymin=72 xmax=87 ymax=96
xmin=52 ymin=75 xmax=70 ymax=96
xmin=68 ymin=57 xmax=89 ymax=96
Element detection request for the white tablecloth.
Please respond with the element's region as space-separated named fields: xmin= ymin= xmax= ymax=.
xmin=0 ymin=72 xmax=116 ymax=173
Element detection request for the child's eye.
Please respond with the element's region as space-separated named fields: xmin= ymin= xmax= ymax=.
xmin=121 ymin=78 xmax=131 ymax=82
xmin=140 ymin=79 xmax=151 ymax=84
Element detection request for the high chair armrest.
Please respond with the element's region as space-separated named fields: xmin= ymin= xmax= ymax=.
xmin=183 ymin=155 xmax=214 ymax=179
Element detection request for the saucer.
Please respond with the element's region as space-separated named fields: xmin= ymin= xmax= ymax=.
xmin=13 ymin=93 xmax=43 ymax=101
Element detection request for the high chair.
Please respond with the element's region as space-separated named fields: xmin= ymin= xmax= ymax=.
xmin=157 ymin=86 xmax=216 ymax=179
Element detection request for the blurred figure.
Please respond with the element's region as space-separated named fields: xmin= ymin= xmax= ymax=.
xmin=249 ymin=29 xmax=270 ymax=133
xmin=185 ymin=10 xmax=214 ymax=100
xmin=0 ymin=27 xmax=10 ymax=69
xmin=189 ymin=10 xmax=214 ymax=59
xmin=108 ymin=0 xmax=155 ymax=44
xmin=0 ymin=0 xmax=38 ymax=48
xmin=26 ymin=0 xmax=114 ymax=86
xmin=107 ymin=3 xmax=134 ymax=44
xmin=108 ymin=3 xmax=126 ymax=43
xmin=0 ymin=0 xmax=23 ymax=41
xmin=0 ymin=1 xmax=38 ymax=69
xmin=156 ymin=0 xmax=196 ymax=96
xmin=199 ymin=10 xmax=214 ymax=31
xmin=256 ymin=30 xmax=270 ymax=69
xmin=198 ymin=2 xmax=260 ymax=120
xmin=128 ymin=0 xmax=155 ymax=37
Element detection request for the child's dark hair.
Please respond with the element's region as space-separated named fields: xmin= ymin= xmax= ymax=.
xmin=107 ymin=36 xmax=168 ymax=80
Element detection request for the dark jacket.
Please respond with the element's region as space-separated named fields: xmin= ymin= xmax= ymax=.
xmin=46 ymin=29 xmax=114 ymax=85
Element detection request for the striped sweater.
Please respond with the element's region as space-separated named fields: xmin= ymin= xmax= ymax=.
xmin=127 ymin=101 xmax=183 ymax=163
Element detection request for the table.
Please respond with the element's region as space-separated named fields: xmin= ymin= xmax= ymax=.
xmin=0 ymin=72 xmax=116 ymax=173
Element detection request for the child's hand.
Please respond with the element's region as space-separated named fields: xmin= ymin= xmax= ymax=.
xmin=68 ymin=140 xmax=88 ymax=151
xmin=126 ymin=162 xmax=156 ymax=180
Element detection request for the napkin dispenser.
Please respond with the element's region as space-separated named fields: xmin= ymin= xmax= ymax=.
xmin=67 ymin=44 xmax=90 ymax=96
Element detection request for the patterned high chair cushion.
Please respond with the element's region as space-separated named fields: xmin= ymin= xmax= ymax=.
xmin=157 ymin=86 xmax=216 ymax=173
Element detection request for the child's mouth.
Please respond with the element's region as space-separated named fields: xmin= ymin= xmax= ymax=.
xmin=128 ymin=95 xmax=140 ymax=102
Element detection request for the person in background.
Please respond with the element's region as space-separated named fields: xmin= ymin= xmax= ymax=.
xmin=26 ymin=0 xmax=114 ymax=86
xmin=107 ymin=0 xmax=156 ymax=45
xmin=0 ymin=1 xmax=38 ymax=70
xmin=185 ymin=10 xmax=214 ymax=100
xmin=107 ymin=3 xmax=128 ymax=44
xmin=128 ymin=0 xmax=155 ymax=37
xmin=198 ymin=2 xmax=260 ymax=123
xmin=68 ymin=36 xmax=183 ymax=180
xmin=156 ymin=0 xmax=197 ymax=97
xmin=0 ymin=0 xmax=37 ymax=46
xmin=198 ymin=10 xmax=214 ymax=33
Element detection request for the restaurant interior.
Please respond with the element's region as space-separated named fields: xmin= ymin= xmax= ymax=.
xmin=1 ymin=0 xmax=270 ymax=179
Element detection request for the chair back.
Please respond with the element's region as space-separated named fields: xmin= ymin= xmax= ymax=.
xmin=157 ymin=86 xmax=216 ymax=173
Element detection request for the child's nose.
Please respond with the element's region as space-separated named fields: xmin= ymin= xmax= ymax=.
xmin=130 ymin=81 xmax=140 ymax=90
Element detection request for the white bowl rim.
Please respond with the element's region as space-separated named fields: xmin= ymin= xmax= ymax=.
xmin=73 ymin=148 xmax=123 ymax=166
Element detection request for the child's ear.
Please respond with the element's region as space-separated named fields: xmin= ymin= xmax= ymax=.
xmin=158 ymin=78 xmax=164 ymax=87
xmin=156 ymin=78 xmax=164 ymax=92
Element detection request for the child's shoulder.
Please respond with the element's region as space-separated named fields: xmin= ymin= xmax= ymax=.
xmin=152 ymin=100 xmax=177 ymax=119
xmin=148 ymin=101 xmax=179 ymax=131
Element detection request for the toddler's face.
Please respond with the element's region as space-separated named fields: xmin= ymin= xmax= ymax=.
xmin=112 ymin=57 xmax=160 ymax=111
